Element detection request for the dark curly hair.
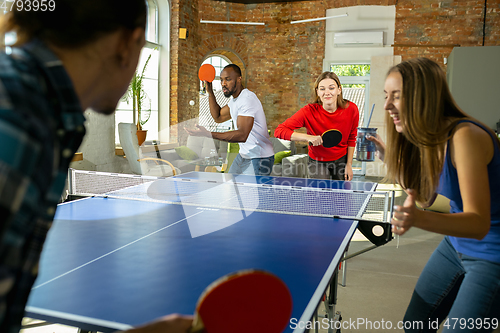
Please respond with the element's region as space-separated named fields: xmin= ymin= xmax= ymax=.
xmin=1 ymin=0 xmax=147 ymax=47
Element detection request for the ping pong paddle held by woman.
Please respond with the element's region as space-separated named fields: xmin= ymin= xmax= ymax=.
xmin=307 ymin=129 xmax=342 ymax=148
xmin=198 ymin=64 xmax=216 ymax=82
xmin=189 ymin=269 xmax=293 ymax=333
xmin=321 ymin=129 xmax=342 ymax=148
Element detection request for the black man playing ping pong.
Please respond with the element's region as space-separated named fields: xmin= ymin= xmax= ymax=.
xmin=187 ymin=64 xmax=275 ymax=176
xmin=275 ymin=71 xmax=359 ymax=181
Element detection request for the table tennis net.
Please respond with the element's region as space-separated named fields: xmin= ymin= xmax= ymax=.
xmin=68 ymin=169 xmax=393 ymax=222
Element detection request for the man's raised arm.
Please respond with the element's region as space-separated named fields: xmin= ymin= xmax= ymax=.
xmin=206 ymin=81 xmax=231 ymax=123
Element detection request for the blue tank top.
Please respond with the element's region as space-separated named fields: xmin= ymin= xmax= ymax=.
xmin=437 ymin=120 xmax=500 ymax=263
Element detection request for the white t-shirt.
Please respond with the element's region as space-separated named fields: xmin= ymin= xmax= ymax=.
xmin=227 ymin=89 xmax=274 ymax=159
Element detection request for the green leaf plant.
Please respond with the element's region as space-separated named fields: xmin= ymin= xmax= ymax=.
xmin=124 ymin=52 xmax=153 ymax=131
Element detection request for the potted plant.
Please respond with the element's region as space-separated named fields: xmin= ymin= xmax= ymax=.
xmin=124 ymin=52 xmax=152 ymax=145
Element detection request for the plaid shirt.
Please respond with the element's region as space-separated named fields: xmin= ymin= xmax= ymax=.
xmin=0 ymin=40 xmax=85 ymax=332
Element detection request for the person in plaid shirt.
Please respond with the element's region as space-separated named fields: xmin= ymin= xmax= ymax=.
xmin=0 ymin=1 xmax=192 ymax=332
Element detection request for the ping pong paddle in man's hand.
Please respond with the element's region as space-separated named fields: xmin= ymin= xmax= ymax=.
xmin=189 ymin=269 xmax=293 ymax=333
xmin=321 ymin=129 xmax=342 ymax=148
xmin=198 ymin=64 xmax=216 ymax=83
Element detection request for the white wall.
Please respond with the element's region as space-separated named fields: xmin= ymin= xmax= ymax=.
xmin=323 ymin=5 xmax=395 ymax=66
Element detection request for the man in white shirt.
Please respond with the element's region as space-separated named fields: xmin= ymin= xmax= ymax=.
xmin=187 ymin=64 xmax=275 ymax=175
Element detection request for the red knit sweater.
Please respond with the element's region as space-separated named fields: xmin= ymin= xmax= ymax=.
xmin=274 ymin=102 xmax=359 ymax=161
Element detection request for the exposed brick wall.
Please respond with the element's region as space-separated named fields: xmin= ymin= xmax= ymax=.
xmin=486 ymin=0 xmax=500 ymax=45
xmin=170 ymin=0 xmax=180 ymax=139
xmin=168 ymin=0 xmax=499 ymax=140
xmin=170 ymin=0 xmax=201 ymax=143
xmin=394 ymin=0 xmax=500 ymax=67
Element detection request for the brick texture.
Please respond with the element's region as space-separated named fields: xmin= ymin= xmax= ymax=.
xmin=395 ymin=0 xmax=500 ymax=66
xmin=169 ymin=0 xmax=500 ymax=139
xmin=170 ymin=0 xmax=200 ymax=143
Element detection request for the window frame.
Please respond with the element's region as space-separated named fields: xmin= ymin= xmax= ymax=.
xmin=115 ymin=0 xmax=162 ymax=145
xmin=330 ymin=62 xmax=372 ymax=176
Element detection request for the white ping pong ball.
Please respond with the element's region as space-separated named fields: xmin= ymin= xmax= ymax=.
xmin=189 ymin=100 xmax=195 ymax=106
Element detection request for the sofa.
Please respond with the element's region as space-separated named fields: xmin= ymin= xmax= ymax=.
xmin=151 ymin=135 xmax=228 ymax=174
xmin=223 ymin=137 xmax=308 ymax=177
xmin=154 ymin=135 xmax=308 ymax=177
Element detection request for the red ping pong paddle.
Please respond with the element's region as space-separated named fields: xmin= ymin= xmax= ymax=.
xmin=321 ymin=129 xmax=342 ymax=148
xmin=198 ymin=64 xmax=216 ymax=82
xmin=189 ymin=269 xmax=293 ymax=333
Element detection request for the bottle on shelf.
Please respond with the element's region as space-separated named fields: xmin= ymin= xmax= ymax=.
xmin=209 ymin=149 xmax=218 ymax=165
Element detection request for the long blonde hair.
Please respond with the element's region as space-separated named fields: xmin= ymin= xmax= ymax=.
xmin=384 ymin=58 xmax=470 ymax=203
xmin=312 ymin=71 xmax=348 ymax=109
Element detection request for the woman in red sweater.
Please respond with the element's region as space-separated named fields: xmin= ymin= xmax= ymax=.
xmin=274 ymin=71 xmax=359 ymax=180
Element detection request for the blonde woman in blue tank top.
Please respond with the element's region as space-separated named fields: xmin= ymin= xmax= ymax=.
xmin=368 ymin=58 xmax=500 ymax=332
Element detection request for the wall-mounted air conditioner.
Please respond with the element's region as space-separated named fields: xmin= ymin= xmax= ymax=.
xmin=334 ymin=31 xmax=384 ymax=47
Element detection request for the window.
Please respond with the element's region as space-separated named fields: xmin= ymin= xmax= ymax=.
xmin=331 ymin=64 xmax=371 ymax=175
xmin=331 ymin=64 xmax=371 ymax=125
xmin=198 ymin=56 xmax=232 ymax=132
xmin=115 ymin=0 xmax=160 ymax=144
xmin=331 ymin=64 xmax=370 ymax=76
xmin=200 ymin=56 xmax=230 ymax=92
xmin=145 ymin=0 xmax=158 ymax=44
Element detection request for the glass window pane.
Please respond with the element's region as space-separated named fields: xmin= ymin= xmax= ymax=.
xmin=142 ymin=78 xmax=158 ymax=111
xmin=342 ymin=84 xmax=366 ymax=125
xmin=116 ymin=98 xmax=133 ymax=111
xmin=342 ymin=83 xmax=367 ymax=174
xmin=116 ymin=45 xmax=159 ymax=144
xmin=141 ymin=111 xmax=158 ymax=141
xmin=138 ymin=48 xmax=159 ymax=80
xmin=116 ymin=1 xmax=160 ymax=146
xmin=331 ymin=63 xmax=370 ymax=175
xmin=146 ymin=0 xmax=158 ymax=43
xmin=331 ymin=64 xmax=371 ymax=76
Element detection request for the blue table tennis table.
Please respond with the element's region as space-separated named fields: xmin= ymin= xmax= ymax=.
xmin=25 ymin=171 xmax=388 ymax=332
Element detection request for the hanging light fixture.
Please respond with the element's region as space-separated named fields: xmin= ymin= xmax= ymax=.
xmin=200 ymin=19 xmax=265 ymax=25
